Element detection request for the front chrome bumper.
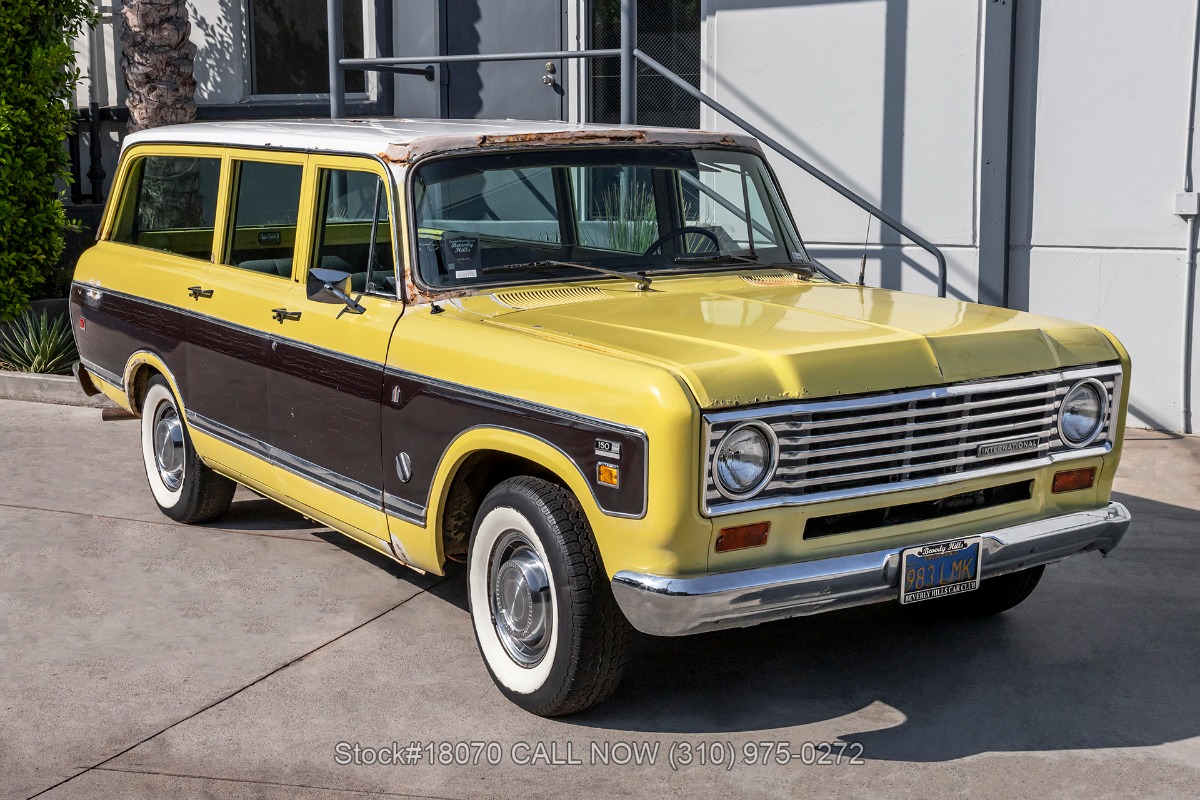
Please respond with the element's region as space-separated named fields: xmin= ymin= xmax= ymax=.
xmin=611 ymin=502 xmax=1131 ymax=637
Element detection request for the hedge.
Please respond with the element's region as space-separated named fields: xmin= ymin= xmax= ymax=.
xmin=0 ymin=1 xmax=96 ymax=321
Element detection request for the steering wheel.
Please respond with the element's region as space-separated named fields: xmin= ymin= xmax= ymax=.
xmin=642 ymin=226 xmax=721 ymax=256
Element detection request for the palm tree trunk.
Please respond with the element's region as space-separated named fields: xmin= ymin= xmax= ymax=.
xmin=119 ymin=0 xmax=197 ymax=132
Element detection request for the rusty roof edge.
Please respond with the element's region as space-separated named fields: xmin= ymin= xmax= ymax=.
xmin=379 ymin=128 xmax=763 ymax=168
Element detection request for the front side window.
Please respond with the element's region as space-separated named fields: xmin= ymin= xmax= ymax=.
xmin=111 ymin=155 xmax=221 ymax=260
xmin=224 ymin=160 xmax=304 ymax=278
xmin=411 ymin=147 xmax=808 ymax=290
xmin=313 ymin=168 xmax=395 ymax=296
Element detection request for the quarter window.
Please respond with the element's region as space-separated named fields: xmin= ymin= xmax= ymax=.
xmin=313 ymin=169 xmax=395 ymax=296
xmin=111 ymin=155 xmax=221 ymax=260
xmin=224 ymin=161 xmax=305 ymax=278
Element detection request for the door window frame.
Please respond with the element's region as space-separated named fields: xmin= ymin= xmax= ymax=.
xmin=212 ymin=149 xmax=314 ymax=282
xmin=304 ymin=153 xmax=406 ymax=302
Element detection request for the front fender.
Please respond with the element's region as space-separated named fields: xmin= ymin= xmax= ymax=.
xmin=426 ymin=426 xmax=712 ymax=579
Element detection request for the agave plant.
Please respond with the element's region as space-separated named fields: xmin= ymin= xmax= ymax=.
xmin=0 ymin=309 xmax=79 ymax=375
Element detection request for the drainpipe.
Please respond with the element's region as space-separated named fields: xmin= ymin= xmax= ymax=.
xmin=1179 ymin=0 xmax=1200 ymax=435
xmin=328 ymin=0 xmax=346 ymax=119
xmin=620 ymin=0 xmax=636 ymax=124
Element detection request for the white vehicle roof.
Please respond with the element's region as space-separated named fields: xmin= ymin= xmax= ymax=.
xmin=122 ymin=118 xmax=761 ymax=163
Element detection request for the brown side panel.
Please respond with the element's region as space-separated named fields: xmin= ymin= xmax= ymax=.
xmin=187 ymin=315 xmax=272 ymax=446
xmin=270 ymin=340 xmax=385 ymax=499
xmin=71 ymin=283 xmax=187 ymax=395
xmin=381 ymin=371 xmax=647 ymax=520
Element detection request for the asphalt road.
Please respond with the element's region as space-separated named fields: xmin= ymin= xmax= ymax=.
xmin=1 ymin=398 xmax=1197 ymax=799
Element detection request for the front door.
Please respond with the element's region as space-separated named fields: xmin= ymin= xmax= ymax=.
xmin=444 ymin=0 xmax=565 ymax=120
xmin=267 ymin=155 xmax=403 ymax=544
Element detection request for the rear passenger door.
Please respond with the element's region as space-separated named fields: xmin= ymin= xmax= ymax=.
xmin=267 ymin=155 xmax=402 ymax=545
xmin=184 ymin=150 xmax=310 ymax=486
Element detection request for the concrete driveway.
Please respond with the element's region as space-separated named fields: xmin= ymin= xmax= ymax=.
xmin=1 ymin=398 xmax=1198 ymax=799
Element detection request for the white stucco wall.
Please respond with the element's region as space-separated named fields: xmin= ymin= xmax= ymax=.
xmin=702 ymin=0 xmax=1200 ymax=432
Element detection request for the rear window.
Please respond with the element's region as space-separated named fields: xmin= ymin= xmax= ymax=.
xmin=111 ymin=155 xmax=222 ymax=261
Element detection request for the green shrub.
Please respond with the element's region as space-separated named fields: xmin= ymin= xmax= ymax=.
xmin=0 ymin=308 xmax=79 ymax=374
xmin=0 ymin=1 xmax=96 ymax=321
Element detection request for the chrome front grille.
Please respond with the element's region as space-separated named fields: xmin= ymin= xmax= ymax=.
xmin=702 ymin=365 xmax=1121 ymax=515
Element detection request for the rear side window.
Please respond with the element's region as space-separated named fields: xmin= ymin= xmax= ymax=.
xmin=111 ymin=155 xmax=221 ymax=260
xmin=224 ymin=160 xmax=305 ymax=278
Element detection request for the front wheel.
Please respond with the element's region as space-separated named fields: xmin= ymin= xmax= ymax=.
xmin=468 ymin=476 xmax=632 ymax=716
xmin=140 ymin=375 xmax=235 ymax=523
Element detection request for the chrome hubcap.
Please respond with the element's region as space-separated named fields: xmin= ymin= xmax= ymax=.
xmin=489 ymin=532 xmax=552 ymax=666
xmin=153 ymin=405 xmax=185 ymax=491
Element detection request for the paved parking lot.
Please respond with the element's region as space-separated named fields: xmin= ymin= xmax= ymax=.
xmin=1 ymin=397 xmax=1198 ymax=799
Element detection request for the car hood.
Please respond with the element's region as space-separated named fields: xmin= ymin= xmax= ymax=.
xmin=471 ymin=278 xmax=1120 ymax=408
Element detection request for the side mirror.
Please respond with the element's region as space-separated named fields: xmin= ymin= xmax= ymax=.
xmin=307 ymin=268 xmax=366 ymax=315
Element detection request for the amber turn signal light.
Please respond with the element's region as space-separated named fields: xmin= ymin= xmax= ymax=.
xmin=1052 ymin=467 xmax=1096 ymax=494
xmin=597 ymin=463 xmax=620 ymax=487
xmin=715 ymin=521 xmax=770 ymax=553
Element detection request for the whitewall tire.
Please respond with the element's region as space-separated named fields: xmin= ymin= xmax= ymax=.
xmin=140 ymin=375 xmax=235 ymax=523
xmin=467 ymin=476 xmax=632 ymax=716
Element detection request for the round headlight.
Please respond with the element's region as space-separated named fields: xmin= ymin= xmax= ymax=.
xmin=1058 ymin=379 xmax=1107 ymax=447
xmin=713 ymin=422 xmax=777 ymax=498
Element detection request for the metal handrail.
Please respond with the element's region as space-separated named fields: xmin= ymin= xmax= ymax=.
xmin=633 ymin=49 xmax=947 ymax=297
xmin=340 ymin=49 xmax=621 ymax=67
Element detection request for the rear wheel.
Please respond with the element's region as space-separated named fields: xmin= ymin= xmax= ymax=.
xmin=140 ymin=375 xmax=235 ymax=523
xmin=467 ymin=476 xmax=632 ymax=716
xmin=919 ymin=565 xmax=1046 ymax=617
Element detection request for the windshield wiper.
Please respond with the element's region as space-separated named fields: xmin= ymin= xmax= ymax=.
xmin=483 ymin=260 xmax=652 ymax=291
xmin=673 ymin=252 xmax=759 ymax=264
xmin=669 ymin=254 xmax=818 ymax=279
xmin=773 ymin=261 xmax=818 ymax=277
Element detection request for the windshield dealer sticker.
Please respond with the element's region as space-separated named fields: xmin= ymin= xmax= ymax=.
xmin=440 ymin=234 xmax=482 ymax=277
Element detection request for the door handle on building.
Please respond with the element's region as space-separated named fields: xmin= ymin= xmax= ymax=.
xmin=272 ymin=308 xmax=302 ymax=324
xmin=188 ymin=286 xmax=214 ymax=300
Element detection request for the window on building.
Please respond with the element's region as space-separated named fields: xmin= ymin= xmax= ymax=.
xmin=589 ymin=0 xmax=701 ymax=128
xmin=111 ymin=155 xmax=222 ymax=261
xmin=249 ymin=0 xmax=366 ymax=95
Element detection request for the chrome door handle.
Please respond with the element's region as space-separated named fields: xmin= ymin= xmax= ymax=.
xmin=188 ymin=286 xmax=214 ymax=300
xmin=272 ymin=308 xmax=302 ymax=324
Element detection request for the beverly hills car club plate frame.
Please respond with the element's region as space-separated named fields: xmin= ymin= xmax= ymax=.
xmin=899 ymin=537 xmax=982 ymax=604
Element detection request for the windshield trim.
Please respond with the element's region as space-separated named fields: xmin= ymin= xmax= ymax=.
xmin=402 ymin=143 xmax=824 ymax=299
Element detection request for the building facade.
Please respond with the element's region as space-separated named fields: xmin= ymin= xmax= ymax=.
xmin=74 ymin=0 xmax=1200 ymax=433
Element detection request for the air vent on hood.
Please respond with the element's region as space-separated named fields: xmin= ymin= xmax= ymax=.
xmin=493 ymin=286 xmax=613 ymax=310
xmin=740 ymin=272 xmax=809 ymax=286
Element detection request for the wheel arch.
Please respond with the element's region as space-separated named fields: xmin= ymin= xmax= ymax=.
xmin=429 ymin=427 xmax=606 ymax=564
xmin=123 ymin=351 xmax=183 ymax=417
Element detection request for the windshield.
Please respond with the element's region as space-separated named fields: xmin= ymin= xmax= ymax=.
xmin=410 ymin=147 xmax=811 ymax=290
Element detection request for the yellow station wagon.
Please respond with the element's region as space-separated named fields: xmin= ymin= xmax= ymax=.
xmin=72 ymin=119 xmax=1132 ymax=715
